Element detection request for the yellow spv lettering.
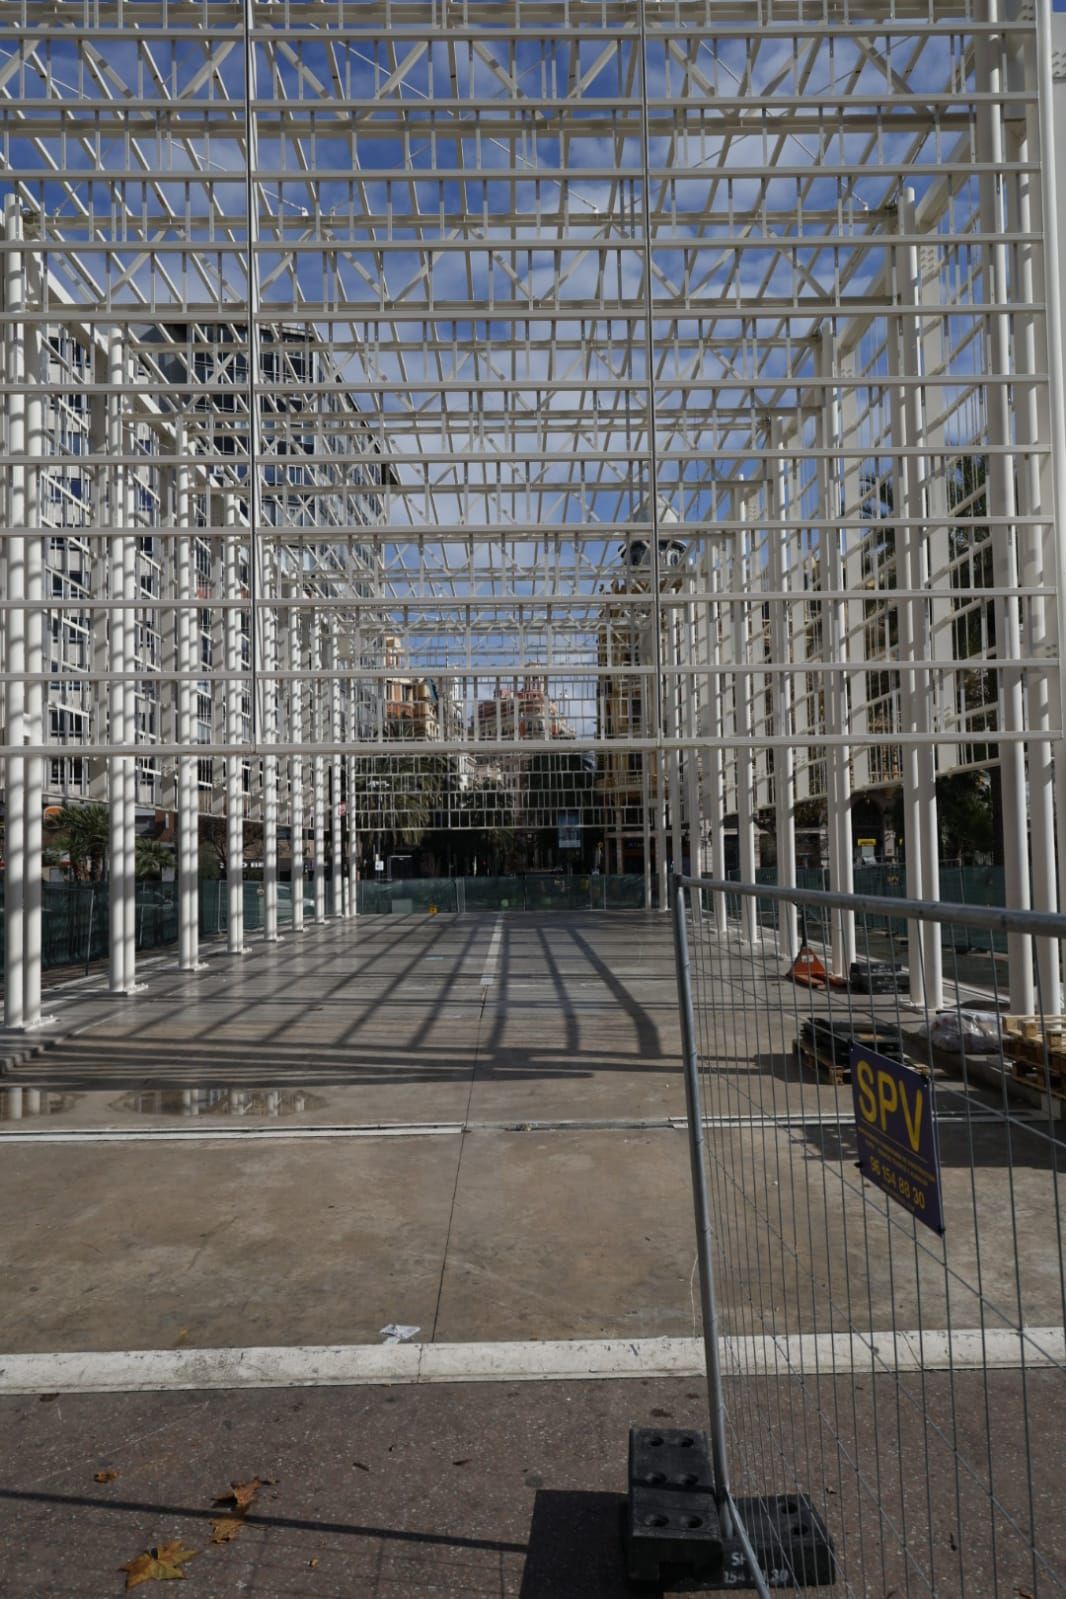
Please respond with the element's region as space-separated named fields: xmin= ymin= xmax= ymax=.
xmin=877 ymin=1071 xmax=898 ymax=1129
xmin=856 ymin=1059 xmax=877 ymax=1123
xmin=899 ymin=1083 xmax=924 ymax=1153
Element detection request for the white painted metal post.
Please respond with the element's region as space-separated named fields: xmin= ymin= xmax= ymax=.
xmin=224 ymin=494 xmax=245 ymax=954
xmin=655 ymin=759 xmax=670 ymax=910
xmin=3 ymin=197 xmax=26 ymax=1029
xmin=652 ymin=595 xmax=670 ymax=910
xmin=734 ymin=516 xmax=759 ymax=945
xmin=122 ymin=380 xmax=137 ymax=992
xmin=22 ymin=311 xmax=45 ymax=1026
xmin=974 ymin=51 xmax=1034 ymax=1010
xmin=347 ymin=754 xmax=359 ymax=919
xmin=702 ymin=542 xmax=728 ymax=935
xmin=175 ymin=442 xmax=201 ymax=971
xmin=330 ymin=618 xmax=344 ymax=918
xmin=108 ymin=331 xmax=135 ymax=996
xmin=664 ymin=605 xmax=683 ymax=881
xmin=683 ymin=575 xmax=702 ymax=899
xmin=1034 ymin=0 xmax=1066 ymax=1013
xmin=312 ymin=617 xmax=327 ymax=923
xmin=893 ymin=193 xmax=943 ymax=1010
xmin=1010 ymin=74 xmax=1060 ymax=1012
xmin=641 ymin=753 xmax=653 ymax=909
xmin=288 ymin=591 xmax=305 ymax=932
xmin=819 ymin=334 xmax=857 ymax=979
xmin=262 ymin=577 xmax=279 ymax=942
xmin=769 ymin=427 xmax=798 ymax=960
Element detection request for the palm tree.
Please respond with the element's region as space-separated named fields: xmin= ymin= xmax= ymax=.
xmin=54 ymin=802 xmax=110 ymax=881
xmin=134 ymin=838 xmax=174 ymax=880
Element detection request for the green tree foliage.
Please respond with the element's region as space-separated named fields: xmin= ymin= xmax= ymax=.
xmin=935 ymin=771 xmax=995 ymax=863
xmin=53 ymin=802 xmax=109 ymax=881
xmin=199 ymin=814 xmax=263 ymax=877
xmin=134 ymin=838 xmax=174 ymax=880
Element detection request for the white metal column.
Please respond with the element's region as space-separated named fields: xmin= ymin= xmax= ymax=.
xmin=347 ymin=752 xmax=358 ymax=919
xmin=262 ymin=577 xmax=279 ymax=943
xmin=975 ymin=45 xmax=1034 ymax=1010
xmin=1010 ymin=78 xmax=1060 ymax=1012
xmin=734 ymin=513 xmax=759 ymax=945
xmin=664 ymin=605 xmax=683 ymax=881
xmin=650 ymin=609 xmax=669 ymax=911
xmin=769 ymin=428 xmax=798 ymax=960
xmin=175 ymin=440 xmax=202 ymax=971
xmin=22 ymin=313 xmax=45 ymax=1026
xmin=819 ymin=334 xmax=857 ymax=978
xmin=288 ymin=591 xmax=305 ymax=932
xmin=683 ymin=575 xmax=702 ymax=893
xmin=1039 ymin=2 xmax=1066 ymax=978
xmin=312 ymin=617 xmax=327 ymax=923
xmin=224 ymin=494 xmax=245 ymax=955
xmin=701 ymin=540 xmax=728 ymax=934
xmin=3 ymin=197 xmax=26 ymax=1028
xmin=330 ymin=618 xmax=344 ymax=918
xmin=108 ymin=330 xmax=136 ymax=996
xmin=894 ymin=192 xmax=943 ymax=1010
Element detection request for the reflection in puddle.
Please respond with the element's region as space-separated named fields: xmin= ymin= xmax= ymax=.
xmin=0 ymin=1090 xmax=81 ymax=1121
xmin=112 ymin=1089 xmax=328 ymax=1119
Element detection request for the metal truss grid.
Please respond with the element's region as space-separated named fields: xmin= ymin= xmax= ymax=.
xmin=2 ymin=0 xmax=1066 ymax=1018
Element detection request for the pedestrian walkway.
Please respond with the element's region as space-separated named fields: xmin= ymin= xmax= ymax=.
xmin=3 ymin=910 xmax=1062 ymax=1596
xmin=0 ymin=912 xmax=691 ymax=1358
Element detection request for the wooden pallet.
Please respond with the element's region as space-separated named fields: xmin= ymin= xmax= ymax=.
xmin=1003 ymin=1014 xmax=1066 ymax=1046
xmin=1002 ymin=1029 xmax=1066 ymax=1077
xmin=794 ymin=1041 xmax=851 ymax=1085
xmin=795 ymin=1039 xmax=928 ymax=1087
xmin=1009 ymin=1056 xmax=1066 ymax=1100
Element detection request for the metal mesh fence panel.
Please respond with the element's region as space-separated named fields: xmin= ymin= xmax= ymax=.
xmin=0 ymin=874 xmax=654 ymax=973
xmin=674 ymin=875 xmax=1066 ymax=1597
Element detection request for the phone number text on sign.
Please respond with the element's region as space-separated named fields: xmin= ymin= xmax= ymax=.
xmin=850 ymin=1046 xmax=945 ymax=1235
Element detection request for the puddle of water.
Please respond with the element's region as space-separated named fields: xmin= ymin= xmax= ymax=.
xmin=111 ymin=1088 xmax=328 ymax=1120
xmin=0 ymin=1090 xmax=82 ymax=1122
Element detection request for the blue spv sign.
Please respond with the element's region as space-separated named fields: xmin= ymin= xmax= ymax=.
xmin=850 ymin=1046 xmax=944 ymax=1234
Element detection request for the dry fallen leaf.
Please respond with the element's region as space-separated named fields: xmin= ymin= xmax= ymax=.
xmin=207 ymin=1476 xmax=274 ymax=1545
xmin=309 ymin=1557 xmax=319 ymax=1569
xmin=94 ymin=1469 xmax=118 ymax=1484
xmin=213 ymin=1477 xmax=266 ymax=1512
xmin=120 ymin=1540 xmax=198 ymax=1589
xmin=210 ymin=1516 xmax=245 ymax=1545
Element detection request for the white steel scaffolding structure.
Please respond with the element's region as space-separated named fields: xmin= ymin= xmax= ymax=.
xmin=2 ymin=0 xmax=1066 ymax=1027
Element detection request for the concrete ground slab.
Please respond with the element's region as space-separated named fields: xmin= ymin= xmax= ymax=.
xmin=1 ymin=911 xmax=685 ymax=1132
xmin=0 ymin=1135 xmax=463 ymax=1355
xmin=1 ymin=911 xmax=1062 ymax=1357
xmin=0 ymin=1371 xmax=1060 ymax=1598
xmin=432 ymin=1129 xmax=697 ymax=1344
xmin=1 ymin=909 xmax=1063 ymax=1595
